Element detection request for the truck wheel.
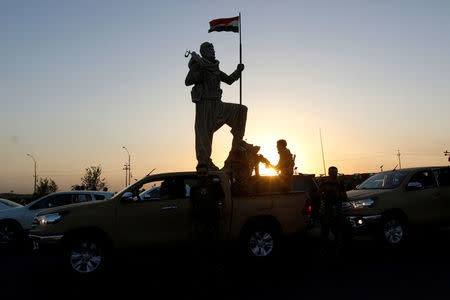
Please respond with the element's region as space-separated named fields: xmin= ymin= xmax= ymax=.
xmin=0 ymin=222 xmax=22 ymax=248
xmin=65 ymin=237 xmax=108 ymax=276
xmin=382 ymin=216 xmax=406 ymax=245
xmin=243 ymin=224 xmax=280 ymax=258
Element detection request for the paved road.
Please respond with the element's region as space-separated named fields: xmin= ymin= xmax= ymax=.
xmin=2 ymin=231 xmax=450 ymax=299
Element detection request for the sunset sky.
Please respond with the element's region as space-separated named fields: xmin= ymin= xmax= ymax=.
xmin=1 ymin=0 xmax=450 ymax=193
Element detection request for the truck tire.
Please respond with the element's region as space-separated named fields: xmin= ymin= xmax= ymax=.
xmin=64 ymin=236 xmax=108 ymax=276
xmin=381 ymin=214 xmax=406 ymax=246
xmin=242 ymin=223 xmax=281 ymax=258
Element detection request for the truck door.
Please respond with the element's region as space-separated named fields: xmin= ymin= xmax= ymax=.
xmin=435 ymin=167 xmax=450 ymax=225
xmin=116 ymin=177 xmax=192 ymax=248
xmin=404 ymin=170 xmax=440 ymax=225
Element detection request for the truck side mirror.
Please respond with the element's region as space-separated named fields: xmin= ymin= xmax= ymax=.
xmin=121 ymin=192 xmax=134 ymax=202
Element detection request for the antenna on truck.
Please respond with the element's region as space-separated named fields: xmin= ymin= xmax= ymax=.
xmin=146 ymin=168 xmax=156 ymax=176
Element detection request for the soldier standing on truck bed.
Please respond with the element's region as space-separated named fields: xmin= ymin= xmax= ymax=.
xmin=269 ymin=139 xmax=295 ymax=192
xmin=318 ymin=166 xmax=349 ymax=257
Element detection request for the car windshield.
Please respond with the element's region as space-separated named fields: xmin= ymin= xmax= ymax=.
xmin=357 ymin=171 xmax=409 ymax=190
xmin=0 ymin=199 xmax=23 ymax=208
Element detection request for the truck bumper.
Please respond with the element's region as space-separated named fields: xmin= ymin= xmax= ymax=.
xmin=346 ymin=214 xmax=382 ymax=235
xmin=29 ymin=234 xmax=64 ymax=251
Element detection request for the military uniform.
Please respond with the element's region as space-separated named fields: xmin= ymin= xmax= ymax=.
xmin=274 ymin=147 xmax=295 ymax=192
xmin=185 ymin=53 xmax=247 ymax=170
xmin=319 ymin=178 xmax=348 ymax=254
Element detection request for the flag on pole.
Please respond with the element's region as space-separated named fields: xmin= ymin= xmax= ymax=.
xmin=208 ymin=16 xmax=239 ymax=33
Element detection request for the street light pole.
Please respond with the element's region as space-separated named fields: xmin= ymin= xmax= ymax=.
xmin=27 ymin=154 xmax=37 ymax=194
xmin=122 ymin=146 xmax=131 ymax=186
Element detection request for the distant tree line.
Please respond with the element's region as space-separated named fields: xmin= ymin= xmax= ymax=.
xmin=71 ymin=165 xmax=108 ymax=191
xmin=8 ymin=165 xmax=110 ymax=204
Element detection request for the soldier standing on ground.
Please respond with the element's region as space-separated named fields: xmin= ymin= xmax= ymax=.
xmin=319 ymin=166 xmax=349 ymax=257
xmin=185 ymin=42 xmax=247 ymax=171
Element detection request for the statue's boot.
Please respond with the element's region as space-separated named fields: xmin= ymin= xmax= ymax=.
xmin=206 ymin=161 xmax=219 ymax=171
xmin=232 ymin=137 xmax=252 ymax=152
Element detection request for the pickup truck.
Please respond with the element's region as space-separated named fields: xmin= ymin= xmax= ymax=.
xmin=30 ymin=171 xmax=314 ymax=275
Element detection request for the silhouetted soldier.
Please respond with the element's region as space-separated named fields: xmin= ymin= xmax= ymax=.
xmin=185 ymin=42 xmax=247 ymax=171
xmin=271 ymin=139 xmax=295 ymax=192
xmin=319 ymin=166 xmax=349 ymax=257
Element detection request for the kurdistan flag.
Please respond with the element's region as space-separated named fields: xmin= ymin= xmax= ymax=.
xmin=208 ymin=16 xmax=239 ymax=33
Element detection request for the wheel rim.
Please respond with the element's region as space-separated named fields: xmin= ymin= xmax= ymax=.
xmin=70 ymin=241 xmax=103 ymax=273
xmin=384 ymin=219 xmax=403 ymax=244
xmin=0 ymin=225 xmax=15 ymax=244
xmin=248 ymin=231 xmax=274 ymax=257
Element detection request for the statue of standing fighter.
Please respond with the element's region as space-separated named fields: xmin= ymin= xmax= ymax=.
xmin=185 ymin=42 xmax=247 ymax=171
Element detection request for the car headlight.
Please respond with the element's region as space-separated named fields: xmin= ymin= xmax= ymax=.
xmin=35 ymin=212 xmax=66 ymax=226
xmin=350 ymin=199 xmax=375 ymax=208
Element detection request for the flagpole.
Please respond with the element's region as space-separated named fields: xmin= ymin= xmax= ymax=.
xmin=239 ymin=12 xmax=242 ymax=105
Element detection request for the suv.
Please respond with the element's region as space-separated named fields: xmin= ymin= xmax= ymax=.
xmin=0 ymin=191 xmax=113 ymax=247
xmin=30 ymin=171 xmax=312 ymax=275
xmin=345 ymin=166 xmax=450 ymax=245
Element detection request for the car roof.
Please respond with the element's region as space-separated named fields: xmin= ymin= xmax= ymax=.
xmin=50 ymin=191 xmax=114 ymax=195
xmin=378 ymin=166 xmax=449 ymax=174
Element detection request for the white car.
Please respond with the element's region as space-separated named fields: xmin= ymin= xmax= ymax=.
xmin=0 ymin=198 xmax=23 ymax=211
xmin=0 ymin=191 xmax=113 ymax=246
xmin=139 ymin=186 xmax=161 ymax=200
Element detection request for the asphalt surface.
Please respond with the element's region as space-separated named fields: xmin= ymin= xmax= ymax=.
xmin=2 ymin=228 xmax=450 ymax=300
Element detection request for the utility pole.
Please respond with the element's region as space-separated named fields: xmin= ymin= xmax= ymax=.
xmin=445 ymin=150 xmax=450 ymax=162
xmin=397 ymin=149 xmax=402 ymax=169
xmin=26 ymin=154 xmax=37 ymax=194
xmin=319 ymin=129 xmax=326 ymax=176
xmin=122 ymin=146 xmax=131 ymax=186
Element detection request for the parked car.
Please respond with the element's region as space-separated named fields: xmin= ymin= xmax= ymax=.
xmin=30 ymin=171 xmax=312 ymax=275
xmin=0 ymin=191 xmax=114 ymax=247
xmin=344 ymin=166 xmax=450 ymax=245
xmin=0 ymin=198 xmax=23 ymax=211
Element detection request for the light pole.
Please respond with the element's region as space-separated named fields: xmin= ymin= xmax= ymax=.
xmin=27 ymin=154 xmax=37 ymax=194
xmin=319 ymin=128 xmax=326 ymax=176
xmin=122 ymin=146 xmax=131 ymax=186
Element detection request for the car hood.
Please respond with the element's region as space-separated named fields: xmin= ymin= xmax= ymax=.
xmin=0 ymin=206 xmax=24 ymax=218
xmin=35 ymin=199 xmax=108 ymax=216
xmin=347 ymin=189 xmax=392 ymax=201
